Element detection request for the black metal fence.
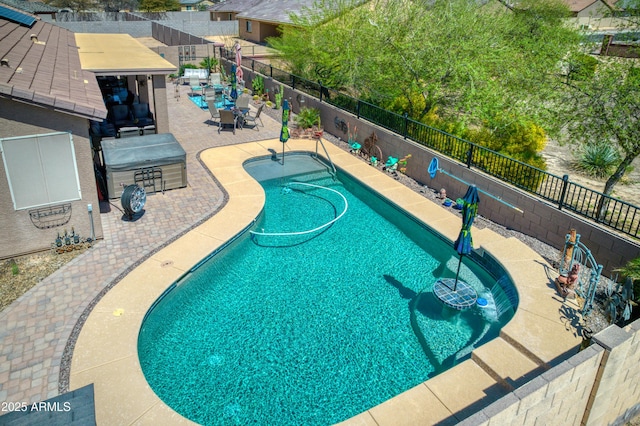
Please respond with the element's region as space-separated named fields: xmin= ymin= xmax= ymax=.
xmin=227 ymin=51 xmax=640 ymax=239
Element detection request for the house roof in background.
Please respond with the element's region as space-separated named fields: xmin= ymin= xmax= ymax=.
xmin=236 ymin=0 xmax=317 ymax=24
xmin=0 ymin=13 xmax=107 ymax=120
xmin=180 ymin=0 xmax=209 ymax=5
xmin=562 ymin=0 xmax=616 ymax=12
xmin=209 ymin=0 xmax=262 ymax=13
xmin=75 ymin=33 xmax=177 ymax=76
xmin=0 ymin=0 xmax=58 ymax=14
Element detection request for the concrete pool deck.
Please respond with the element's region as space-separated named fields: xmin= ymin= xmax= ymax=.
xmin=68 ymin=138 xmax=582 ymax=425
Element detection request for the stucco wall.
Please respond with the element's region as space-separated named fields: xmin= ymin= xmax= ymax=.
xmin=239 ymin=18 xmax=261 ymax=43
xmin=0 ymin=99 xmax=103 ymax=259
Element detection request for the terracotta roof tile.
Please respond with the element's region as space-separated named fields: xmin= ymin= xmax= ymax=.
xmin=0 ymin=15 xmax=107 ymax=120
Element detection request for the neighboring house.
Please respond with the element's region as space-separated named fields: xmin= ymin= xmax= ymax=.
xmin=210 ymin=0 xmax=317 ymax=43
xmin=0 ymin=9 xmax=107 ymax=259
xmin=0 ymin=0 xmax=59 ymax=19
xmin=209 ymin=0 xmax=261 ymax=22
xmin=180 ymin=0 xmax=215 ymax=11
xmin=563 ymin=0 xmax=616 ymax=17
xmin=211 ymin=0 xmax=346 ymax=43
xmin=237 ymin=0 xmax=319 ymax=43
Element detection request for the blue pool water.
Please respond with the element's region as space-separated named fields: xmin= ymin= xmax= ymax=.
xmin=138 ymin=155 xmax=516 ymax=425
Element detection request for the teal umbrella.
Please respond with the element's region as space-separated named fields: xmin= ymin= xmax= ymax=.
xmin=452 ymin=185 xmax=479 ymax=291
xmin=280 ymin=99 xmax=290 ymax=163
xmin=230 ymin=64 xmax=238 ymax=100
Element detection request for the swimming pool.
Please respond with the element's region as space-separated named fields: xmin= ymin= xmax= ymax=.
xmin=138 ymin=154 xmax=516 ymax=425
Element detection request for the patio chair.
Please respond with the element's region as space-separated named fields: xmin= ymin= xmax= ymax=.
xmin=235 ymin=93 xmax=251 ymax=114
xmin=209 ymin=73 xmax=222 ymax=87
xmin=243 ymin=104 xmax=264 ymax=130
xmin=203 ymin=87 xmax=218 ymax=102
xmin=206 ymin=100 xmax=221 ymax=126
xmin=108 ymin=104 xmax=134 ymax=129
xmin=218 ymin=109 xmax=237 ymax=134
xmin=130 ymin=103 xmax=154 ymax=127
xmin=190 ymin=76 xmax=203 ymax=96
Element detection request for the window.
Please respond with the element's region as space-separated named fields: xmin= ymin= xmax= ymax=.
xmin=246 ymin=20 xmax=252 ymax=33
xmin=0 ymin=132 xmax=82 ymax=210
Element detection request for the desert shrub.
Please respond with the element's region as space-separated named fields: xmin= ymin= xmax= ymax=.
xmin=295 ymin=107 xmax=321 ymax=129
xmin=464 ymin=121 xmax=547 ymax=169
xmin=252 ymin=75 xmax=264 ymax=96
xmin=615 ymin=257 xmax=640 ymax=305
xmin=566 ymin=53 xmax=598 ymax=81
xmin=573 ymin=143 xmax=620 ymax=178
xmin=199 ymin=56 xmax=218 ymax=72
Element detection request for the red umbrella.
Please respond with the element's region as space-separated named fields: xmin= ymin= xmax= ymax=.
xmin=235 ymin=42 xmax=243 ymax=81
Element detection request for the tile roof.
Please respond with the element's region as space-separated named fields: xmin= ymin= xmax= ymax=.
xmin=209 ymin=0 xmax=263 ymax=13
xmin=0 ymin=14 xmax=107 ymax=120
xmin=0 ymin=0 xmax=58 ymax=14
xmin=562 ymin=0 xmax=617 ymax=12
xmin=236 ymin=0 xmax=318 ymax=24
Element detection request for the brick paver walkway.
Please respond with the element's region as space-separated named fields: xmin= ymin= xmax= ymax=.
xmin=0 ymin=85 xmax=282 ymax=405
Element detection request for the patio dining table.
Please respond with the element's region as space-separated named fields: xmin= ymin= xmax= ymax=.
xmin=221 ymin=105 xmax=248 ymax=129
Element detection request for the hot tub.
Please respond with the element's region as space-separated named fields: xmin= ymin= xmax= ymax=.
xmin=102 ymin=133 xmax=187 ymax=198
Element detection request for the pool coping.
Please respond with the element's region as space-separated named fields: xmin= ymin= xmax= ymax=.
xmin=69 ymin=138 xmax=582 ymax=425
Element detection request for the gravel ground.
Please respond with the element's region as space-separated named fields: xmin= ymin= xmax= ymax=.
xmin=265 ymin=105 xmax=612 ymax=335
xmin=0 ymin=246 xmax=89 ymax=312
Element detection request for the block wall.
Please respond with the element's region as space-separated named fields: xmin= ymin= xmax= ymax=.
xmin=458 ymin=319 xmax=640 ymax=425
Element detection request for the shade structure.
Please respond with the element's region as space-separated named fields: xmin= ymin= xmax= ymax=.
xmin=230 ymin=64 xmax=238 ymax=100
xmin=235 ymin=42 xmax=243 ymax=81
xmin=280 ymin=100 xmax=290 ymax=163
xmin=453 ymin=185 xmax=480 ymax=290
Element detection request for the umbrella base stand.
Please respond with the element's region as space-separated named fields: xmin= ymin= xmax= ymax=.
xmin=433 ymin=278 xmax=478 ymax=311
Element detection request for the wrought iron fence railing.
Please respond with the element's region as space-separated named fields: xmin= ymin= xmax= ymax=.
xmin=224 ymin=51 xmax=640 ymax=239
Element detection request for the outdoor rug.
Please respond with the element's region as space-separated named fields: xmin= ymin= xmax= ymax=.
xmin=188 ymin=94 xmax=208 ymax=110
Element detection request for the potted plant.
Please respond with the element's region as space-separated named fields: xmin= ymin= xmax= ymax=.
xmin=294 ymin=107 xmax=321 ymax=137
xmin=199 ymin=56 xmax=218 ymax=74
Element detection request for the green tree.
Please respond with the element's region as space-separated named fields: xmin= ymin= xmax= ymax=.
xmin=269 ymin=0 xmax=580 ymax=134
xmin=554 ymin=58 xmax=640 ymax=214
xmin=138 ymin=0 xmax=179 ymax=12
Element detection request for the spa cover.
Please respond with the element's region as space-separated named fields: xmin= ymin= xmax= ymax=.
xmin=102 ymin=133 xmax=186 ymax=171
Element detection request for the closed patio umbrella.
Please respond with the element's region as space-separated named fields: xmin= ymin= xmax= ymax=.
xmin=280 ymin=100 xmax=290 ymax=163
xmin=235 ymin=42 xmax=243 ymax=82
xmin=230 ymin=64 xmax=238 ymax=100
xmin=452 ymin=185 xmax=480 ymax=291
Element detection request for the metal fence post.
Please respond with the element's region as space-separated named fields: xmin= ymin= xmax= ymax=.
xmin=251 ymin=60 xmax=255 ymax=72
xmin=319 ymin=81 xmax=323 ymax=102
xmin=403 ymin=113 xmax=408 ymax=139
xmin=270 ymin=65 xmax=273 ymax=78
xmin=466 ymin=144 xmax=474 ymax=168
xmin=558 ymin=174 xmax=570 ymax=210
xmin=356 ymin=100 xmax=361 ymax=119
xmin=292 ymin=75 xmax=296 ymax=91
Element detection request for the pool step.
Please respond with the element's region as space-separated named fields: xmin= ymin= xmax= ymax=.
xmin=471 ymin=336 xmax=546 ymax=391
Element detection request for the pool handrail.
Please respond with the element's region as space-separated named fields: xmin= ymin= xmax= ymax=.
xmin=314 ymin=138 xmax=337 ymax=176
